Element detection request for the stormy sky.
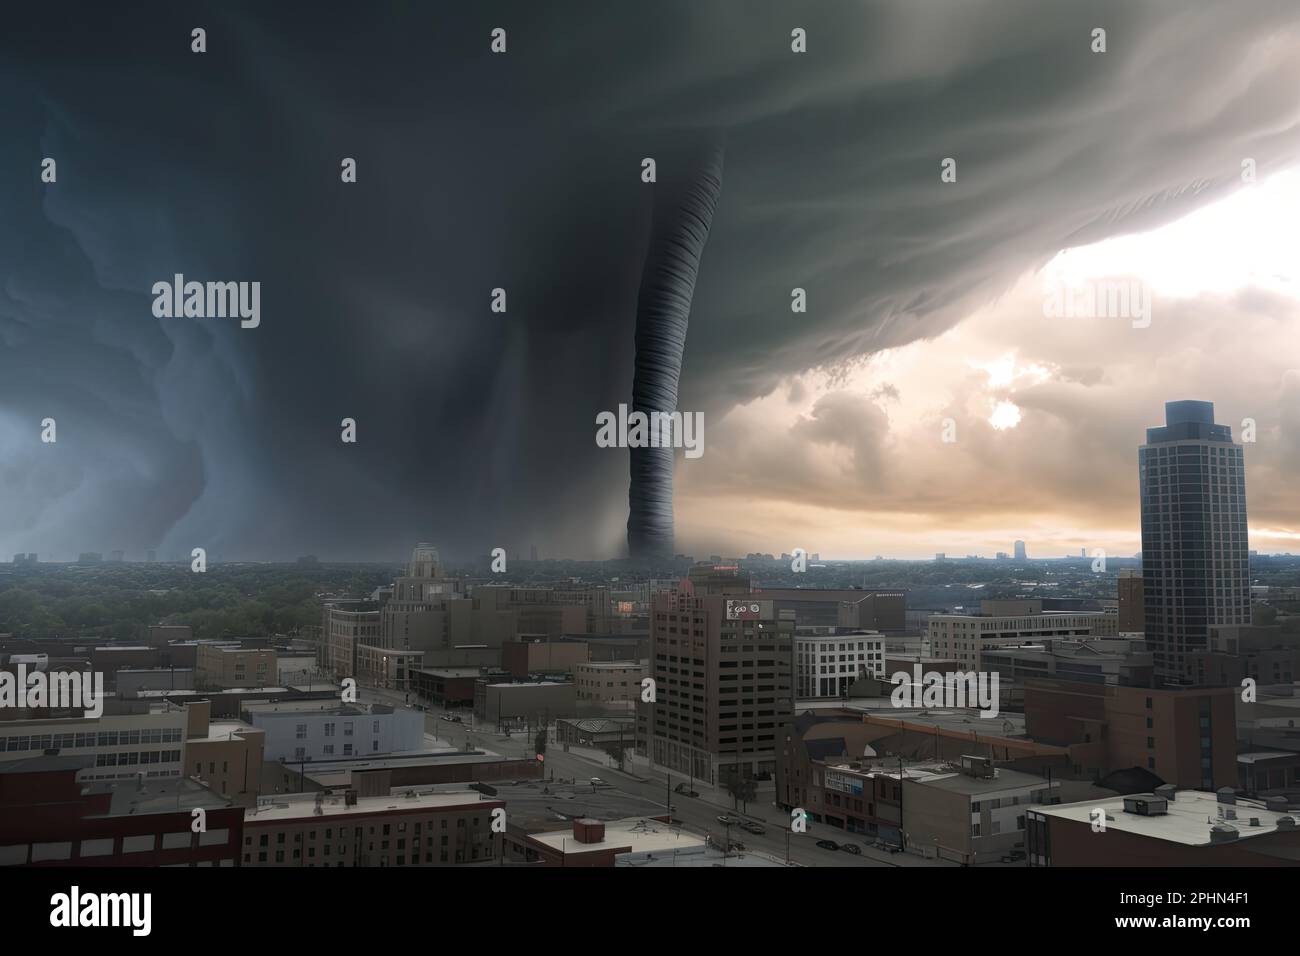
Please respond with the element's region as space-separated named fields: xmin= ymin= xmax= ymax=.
xmin=2 ymin=1 xmax=1300 ymax=562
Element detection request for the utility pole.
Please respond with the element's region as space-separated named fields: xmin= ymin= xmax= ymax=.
xmin=897 ymin=755 xmax=906 ymax=852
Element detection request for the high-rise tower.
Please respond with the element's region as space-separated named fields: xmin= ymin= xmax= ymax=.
xmin=1139 ymin=401 xmax=1249 ymax=684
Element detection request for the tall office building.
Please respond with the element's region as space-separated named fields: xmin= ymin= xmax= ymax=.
xmin=641 ymin=565 xmax=795 ymax=785
xmin=1014 ymin=540 xmax=1027 ymax=561
xmin=1139 ymin=401 xmax=1249 ymax=685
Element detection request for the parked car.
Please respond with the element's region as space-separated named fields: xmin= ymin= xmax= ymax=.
xmin=440 ymin=714 xmax=462 ymax=723
xmin=816 ymin=839 xmax=840 ymax=851
xmin=727 ymin=841 xmax=746 ymax=852
xmin=717 ymin=814 xmax=741 ymax=825
xmin=741 ymin=821 xmax=766 ymax=835
xmin=841 ymin=844 xmax=862 ymax=855
xmin=673 ymin=783 xmax=700 ymax=797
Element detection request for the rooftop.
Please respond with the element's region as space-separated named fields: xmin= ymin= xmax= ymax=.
xmin=917 ymin=767 xmax=1055 ymax=796
xmin=84 ymin=776 xmax=232 ymax=817
xmin=243 ymin=788 xmax=496 ymax=823
xmin=135 ymin=687 xmax=290 ymax=699
xmin=1031 ymin=790 xmax=1299 ymax=845
xmin=195 ymin=720 xmax=261 ymax=743
xmin=425 ymin=779 xmax=666 ymax=831
xmin=529 ymin=818 xmax=705 ymax=856
xmin=0 ymin=754 xmax=95 ymax=775
xmin=1237 ymin=751 xmax=1299 ymax=764
xmin=243 ymin=700 xmax=392 ymax=718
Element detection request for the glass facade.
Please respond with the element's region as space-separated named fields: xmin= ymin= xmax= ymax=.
xmin=1139 ymin=401 xmax=1249 ymax=684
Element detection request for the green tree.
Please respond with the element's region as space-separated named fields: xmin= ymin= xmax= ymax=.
xmin=723 ymin=771 xmax=757 ymax=812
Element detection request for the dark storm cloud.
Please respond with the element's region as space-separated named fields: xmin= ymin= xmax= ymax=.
xmin=2 ymin=1 xmax=1299 ymax=560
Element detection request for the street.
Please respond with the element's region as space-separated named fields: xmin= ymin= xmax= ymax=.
xmin=365 ymin=688 xmax=923 ymax=868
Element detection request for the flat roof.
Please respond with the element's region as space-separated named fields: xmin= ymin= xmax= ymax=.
xmin=917 ymin=768 xmax=1054 ymax=796
xmin=1237 ymin=752 xmax=1298 ymax=763
xmin=244 ymin=701 xmax=383 ymax=717
xmin=244 ymin=789 xmax=495 ymax=823
xmin=1031 ymin=790 xmax=1299 ymax=845
xmin=0 ymin=754 xmax=96 ymax=774
xmin=575 ymin=661 xmax=644 ymax=668
xmin=196 ymin=720 xmax=260 ymax=742
xmin=84 ymin=776 xmax=231 ymax=816
xmin=135 ymin=687 xmax=289 ymax=698
xmin=424 ymin=779 xmax=666 ymax=830
xmin=529 ymin=818 xmax=704 ymax=855
xmin=617 ymin=842 xmax=789 ymax=867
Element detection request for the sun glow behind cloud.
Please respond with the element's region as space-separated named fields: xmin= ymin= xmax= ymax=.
xmin=1044 ymin=170 xmax=1300 ymax=299
xmin=678 ymin=170 xmax=1300 ymax=558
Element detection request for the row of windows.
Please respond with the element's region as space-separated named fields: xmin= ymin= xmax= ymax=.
xmin=3 ymin=728 xmax=182 ymax=753
xmin=95 ymin=750 xmax=181 ymax=767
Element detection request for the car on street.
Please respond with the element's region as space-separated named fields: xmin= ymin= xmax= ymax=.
xmin=590 ymin=777 xmax=605 ymax=786
xmin=717 ymin=814 xmax=741 ymax=825
xmin=673 ymin=783 xmax=700 ymax=797
xmin=841 ymin=844 xmax=862 ymax=855
xmin=740 ymin=821 xmax=766 ymax=835
xmin=816 ymin=839 xmax=840 ymax=851
xmin=440 ymin=714 xmax=462 ymax=723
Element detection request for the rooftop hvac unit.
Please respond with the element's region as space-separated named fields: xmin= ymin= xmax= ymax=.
xmin=1209 ymin=824 xmax=1239 ymax=844
xmin=1122 ymin=795 xmax=1168 ymax=817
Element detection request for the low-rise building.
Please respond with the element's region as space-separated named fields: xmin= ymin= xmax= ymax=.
xmin=474 ymin=680 xmax=576 ymax=728
xmin=573 ymin=660 xmax=646 ymax=712
xmin=518 ymin=817 xmax=706 ymax=867
xmin=412 ymin=667 xmax=488 ymax=708
xmin=555 ymin=716 xmax=635 ymax=751
xmin=795 ymin=627 xmax=885 ymax=698
xmin=0 ymin=705 xmax=189 ymax=782
xmin=501 ymin=637 xmax=589 ymax=679
xmin=182 ymin=700 xmax=265 ymax=806
xmin=899 ymin=755 xmax=1058 ymax=864
xmin=356 ymin=644 xmax=424 ymax=691
xmin=928 ymin=609 xmax=1118 ymax=670
xmin=1027 ymin=786 xmax=1300 ymax=865
xmin=0 ymin=755 xmax=242 ymax=867
xmin=241 ymin=787 xmax=503 ymax=867
xmin=196 ymin=644 xmax=277 ymax=690
xmin=243 ymin=701 xmax=425 ymax=763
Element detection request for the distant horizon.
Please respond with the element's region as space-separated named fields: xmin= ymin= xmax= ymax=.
xmin=6 ymin=551 xmax=1297 ymax=567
